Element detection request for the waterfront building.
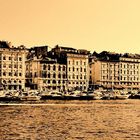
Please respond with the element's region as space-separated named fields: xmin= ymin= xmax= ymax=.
xmin=89 ymin=52 xmax=140 ymax=91
xmin=89 ymin=54 xmax=120 ymax=90
xmin=0 ymin=41 xmax=28 ymax=90
xmin=50 ymin=45 xmax=89 ymax=91
xmin=119 ymin=54 xmax=140 ymax=90
xmin=26 ymin=56 xmax=67 ymax=91
xmin=66 ymin=53 xmax=89 ymax=91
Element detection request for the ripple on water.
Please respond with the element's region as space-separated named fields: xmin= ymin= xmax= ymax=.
xmin=0 ymin=100 xmax=140 ymax=140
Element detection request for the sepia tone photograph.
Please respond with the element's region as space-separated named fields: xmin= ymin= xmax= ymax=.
xmin=0 ymin=0 xmax=140 ymax=139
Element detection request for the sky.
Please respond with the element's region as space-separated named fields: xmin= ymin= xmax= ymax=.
xmin=0 ymin=0 xmax=140 ymax=53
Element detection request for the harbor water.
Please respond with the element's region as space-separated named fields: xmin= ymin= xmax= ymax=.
xmin=0 ymin=100 xmax=140 ymax=140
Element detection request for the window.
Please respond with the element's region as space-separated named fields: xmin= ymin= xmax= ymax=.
xmin=58 ymin=73 xmax=61 ymax=78
xmin=19 ymin=57 xmax=22 ymax=61
xmin=19 ymin=73 xmax=22 ymax=76
xmin=3 ymin=63 xmax=6 ymax=68
xmin=3 ymin=72 xmax=6 ymax=76
xmin=77 ymin=75 xmax=79 ymax=79
xmin=9 ymin=64 xmax=12 ymax=68
xmin=34 ymin=72 xmax=37 ymax=77
xmin=9 ymin=72 xmax=12 ymax=76
xmin=14 ymin=64 xmax=17 ymax=68
xmin=84 ymin=68 xmax=86 ymax=72
xmin=53 ymin=65 xmax=56 ymax=70
xmin=42 ymin=72 xmax=47 ymax=78
xmin=73 ymin=67 xmax=75 ymax=71
xmin=3 ymin=56 xmax=6 ymax=60
xmin=73 ymin=60 xmax=74 ymax=65
xmin=9 ymin=57 xmax=12 ymax=60
xmin=48 ymin=73 xmax=50 ymax=78
xmin=52 ymin=80 xmax=56 ymax=84
xmin=58 ymin=66 xmax=61 ymax=71
xmin=84 ymin=75 xmax=86 ymax=79
xmin=14 ymin=72 xmax=18 ymax=76
xmin=73 ymin=74 xmax=75 ymax=79
xmin=134 ymin=70 xmax=135 ymax=74
xmin=48 ymin=65 xmax=50 ymax=70
xmin=14 ymin=57 xmax=18 ymax=61
xmin=43 ymin=65 xmax=46 ymax=70
xmin=63 ymin=66 xmax=65 ymax=71
xmin=53 ymin=73 xmax=56 ymax=78
xmin=80 ymin=74 xmax=82 ymax=79
xmin=63 ymin=74 xmax=66 ymax=78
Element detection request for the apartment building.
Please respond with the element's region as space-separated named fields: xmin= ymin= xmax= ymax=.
xmin=50 ymin=45 xmax=89 ymax=91
xmin=67 ymin=53 xmax=89 ymax=91
xmin=26 ymin=57 xmax=67 ymax=91
xmin=119 ymin=56 xmax=140 ymax=90
xmin=89 ymin=52 xmax=140 ymax=91
xmin=0 ymin=41 xmax=28 ymax=90
xmin=89 ymin=59 xmax=120 ymax=89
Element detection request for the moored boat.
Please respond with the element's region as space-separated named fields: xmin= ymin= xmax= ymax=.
xmin=20 ymin=95 xmax=41 ymax=101
xmin=88 ymin=90 xmax=102 ymax=100
xmin=19 ymin=91 xmax=41 ymax=101
xmin=115 ymin=94 xmax=129 ymax=100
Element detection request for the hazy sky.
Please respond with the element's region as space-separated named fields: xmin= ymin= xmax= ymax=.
xmin=0 ymin=0 xmax=140 ymax=53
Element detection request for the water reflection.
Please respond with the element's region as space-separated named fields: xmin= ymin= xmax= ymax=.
xmin=0 ymin=100 xmax=140 ymax=140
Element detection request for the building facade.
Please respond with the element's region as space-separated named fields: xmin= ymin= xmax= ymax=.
xmin=26 ymin=57 xmax=67 ymax=91
xmin=89 ymin=52 xmax=140 ymax=91
xmin=119 ymin=56 xmax=140 ymax=90
xmin=0 ymin=41 xmax=28 ymax=90
xmin=50 ymin=45 xmax=89 ymax=91
xmin=67 ymin=53 xmax=89 ymax=91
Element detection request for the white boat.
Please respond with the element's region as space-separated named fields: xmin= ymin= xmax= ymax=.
xmin=20 ymin=91 xmax=41 ymax=101
xmin=20 ymin=95 xmax=41 ymax=101
xmin=116 ymin=94 xmax=129 ymax=100
xmin=92 ymin=95 xmax=102 ymax=100
xmin=88 ymin=91 xmax=102 ymax=100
